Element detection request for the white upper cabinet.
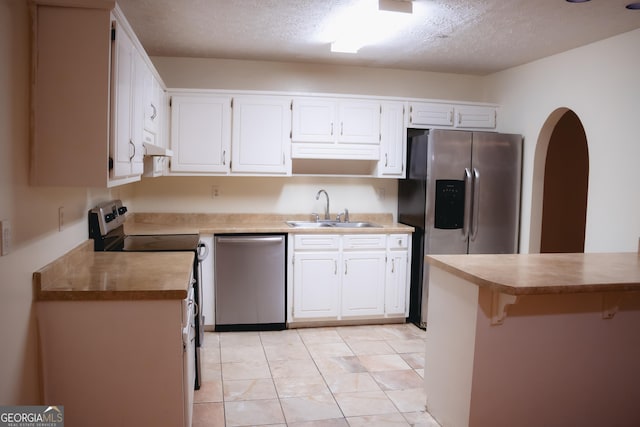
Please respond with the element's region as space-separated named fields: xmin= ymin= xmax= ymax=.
xmin=291 ymin=97 xmax=381 ymax=160
xmin=110 ymin=25 xmax=144 ymax=180
xmin=291 ymin=98 xmax=335 ymax=143
xmin=377 ymin=101 xmax=406 ymax=177
xmin=231 ymin=96 xmax=291 ymax=175
xmin=143 ymin=70 xmax=162 ymax=135
xmin=169 ymin=94 xmax=232 ymax=174
xmin=30 ymin=2 xmax=164 ymax=187
xmin=454 ymin=105 xmax=497 ymax=129
xmin=409 ymin=102 xmax=497 ymax=129
xmin=409 ymin=102 xmax=454 ymax=127
xmin=337 ymin=101 xmax=381 ymax=144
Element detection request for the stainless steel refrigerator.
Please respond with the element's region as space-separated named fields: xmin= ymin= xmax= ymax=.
xmin=398 ymin=129 xmax=522 ymax=328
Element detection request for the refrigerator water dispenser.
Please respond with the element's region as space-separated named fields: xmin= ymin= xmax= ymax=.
xmin=434 ymin=179 xmax=465 ymax=229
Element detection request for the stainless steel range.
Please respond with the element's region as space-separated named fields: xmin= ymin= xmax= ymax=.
xmin=88 ymin=199 xmax=208 ymax=390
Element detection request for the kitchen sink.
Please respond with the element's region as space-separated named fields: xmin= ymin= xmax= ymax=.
xmin=285 ymin=220 xmax=381 ymax=228
xmin=331 ymin=222 xmax=380 ymax=228
xmin=285 ymin=221 xmax=333 ymax=228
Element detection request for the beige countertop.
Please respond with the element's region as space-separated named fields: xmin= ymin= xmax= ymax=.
xmin=34 ymin=213 xmax=412 ymax=302
xmin=426 ymin=252 xmax=640 ymax=295
xmin=34 ymin=240 xmax=194 ymax=301
xmin=124 ymin=213 xmax=414 ymax=235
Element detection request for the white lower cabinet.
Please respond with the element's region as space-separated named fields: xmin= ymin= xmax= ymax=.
xmin=341 ymin=251 xmax=386 ymax=316
xmin=386 ymin=234 xmax=410 ymax=315
xmin=293 ymin=251 xmax=341 ymax=318
xmin=289 ymin=233 xmax=410 ymax=323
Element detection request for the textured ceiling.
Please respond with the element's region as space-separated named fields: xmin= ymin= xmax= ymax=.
xmin=117 ymin=0 xmax=640 ymax=75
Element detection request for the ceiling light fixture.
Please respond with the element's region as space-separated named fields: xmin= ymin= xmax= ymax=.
xmin=378 ymin=0 xmax=413 ymax=14
xmin=565 ymin=0 xmax=591 ymax=3
xmin=626 ymin=2 xmax=640 ymax=9
xmin=328 ymin=0 xmax=414 ymax=54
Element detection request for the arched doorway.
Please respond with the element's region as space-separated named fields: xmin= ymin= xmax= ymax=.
xmin=530 ymin=109 xmax=589 ymax=253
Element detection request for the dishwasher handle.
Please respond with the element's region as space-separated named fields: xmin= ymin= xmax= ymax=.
xmin=216 ymin=236 xmax=284 ymax=244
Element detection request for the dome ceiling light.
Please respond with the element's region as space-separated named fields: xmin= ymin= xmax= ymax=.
xmin=328 ymin=0 xmax=415 ymax=54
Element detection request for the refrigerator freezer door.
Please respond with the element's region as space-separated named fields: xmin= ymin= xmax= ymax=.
xmin=468 ymin=132 xmax=522 ymax=254
xmin=425 ymin=129 xmax=472 ymax=255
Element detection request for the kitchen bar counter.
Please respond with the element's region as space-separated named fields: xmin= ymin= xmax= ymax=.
xmin=423 ymin=252 xmax=640 ymax=427
xmin=34 ymin=240 xmax=194 ymax=301
xmin=427 ymin=252 xmax=640 ymax=295
xmin=124 ymin=213 xmax=414 ymax=235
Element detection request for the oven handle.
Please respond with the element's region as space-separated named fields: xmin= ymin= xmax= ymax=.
xmin=197 ymin=241 xmax=209 ymax=261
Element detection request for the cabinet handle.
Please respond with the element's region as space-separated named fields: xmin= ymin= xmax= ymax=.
xmin=391 ymin=258 xmax=395 ymax=273
xmin=449 ymin=110 xmax=453 ymax=124
xmin=150 ymin=103 xmax=157 ymax=120
xmin=330 ymin=122 xmax=334 ymax=136
xmin=385 ymin=153 xmax=388 ymax=167
xmin=129 ymin=140 xmax=135 ymax=161
xmin=222 ymin=150 xmax=226 ymax=165
xmin=282 ymin=152 xmax=285 ymax=165
xmin=457 ymin=112 xmax=462 ymax=125
xmin=344 ymin=260 xmax=347 ymax=275
xmin=334 ymin=260 xmax=337 ymax=275
xmin=340 ymin=122 xmax=344 ymax=136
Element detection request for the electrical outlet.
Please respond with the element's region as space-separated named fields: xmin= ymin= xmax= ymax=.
xmin=376 ymin=187 xmax=386 ymax=200
xmin=58 ymin=206 xmax=64 ymax=231
xmin=0 ymin=220 xmax=10 ymax=256
xmin=211 ymin=185 xmax=220 ymax=198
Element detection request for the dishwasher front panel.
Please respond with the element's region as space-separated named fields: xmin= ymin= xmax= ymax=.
xmin=214 ymin=234 xmax=286 ymax=331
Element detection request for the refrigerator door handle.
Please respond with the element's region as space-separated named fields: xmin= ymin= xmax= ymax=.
xmin=463 ymin=168 xmax=473 ymax=240
xmin=471 ymin=168 xmax=481 ymax=241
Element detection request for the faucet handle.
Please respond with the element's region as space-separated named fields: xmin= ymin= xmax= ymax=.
xmin=311 ymin=213 xmax=320 ymax=222
xmin=336 ymin=209 xmax=350 ymax=223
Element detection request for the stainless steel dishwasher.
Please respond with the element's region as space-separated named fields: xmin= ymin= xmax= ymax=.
xmin=214 ymin=234 xmax=286 ymax=331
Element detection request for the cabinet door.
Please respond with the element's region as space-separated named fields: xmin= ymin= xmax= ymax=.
xmin=130 ymin=50 xmax=146 ymax=175
xmin=378 ymin=101 xmax=405 ymax=177
xmin=455 ymin=105 xmax=497 ymax=129
xmin=291 ymin=98 xmax=335 ymax=143
xmin=385 ymin=250 xmax=408 ymax=315
xmin=341 ymin=251 xmax=386 ymax=317
xmin=110 ymin=22 xmax=137 ymax=179
xmin=143 ymin=69 xmax=161 ymax=134
xmin=170 ymin=95 xmax=231 ymax=174
xmin=409 ymin=102 xmax=454 ymax=127
xmin=231 ymin=96 xmax=291 ymax=174
xmin=338 ymin=101 xmax=380 ymax=144
xmin=293 ymin=252 xmax=340 ymax=319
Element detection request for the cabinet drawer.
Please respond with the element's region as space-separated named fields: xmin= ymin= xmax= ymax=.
xmin=294 ymin=234 xmax=340 ymax=250
xmin=388 ymin=234 xmax=409 ymax=250
xmin=343 ymin=234 xmax=387 ymax=250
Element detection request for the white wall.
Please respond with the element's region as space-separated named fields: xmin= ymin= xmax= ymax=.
xmin=152 ymin=56 xmax=486 ymax=101
xmin=485 ymin=28 xmax=640 ymax=253
xmin=131 ymin=176 xmax=398 ymax=218
xmin=0 ymin=0 xmax=132 ymax=404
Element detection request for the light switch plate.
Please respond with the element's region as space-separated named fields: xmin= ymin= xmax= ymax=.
xmin=0 ymin=220 xmax=10 ymax=256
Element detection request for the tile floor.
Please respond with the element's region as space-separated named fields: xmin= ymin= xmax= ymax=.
xmin=193 ymin=323 xmax=441 ymax=426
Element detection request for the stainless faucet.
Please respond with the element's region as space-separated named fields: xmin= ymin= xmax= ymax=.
xmin=315 ymin=189 xmax=330 ymax=220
